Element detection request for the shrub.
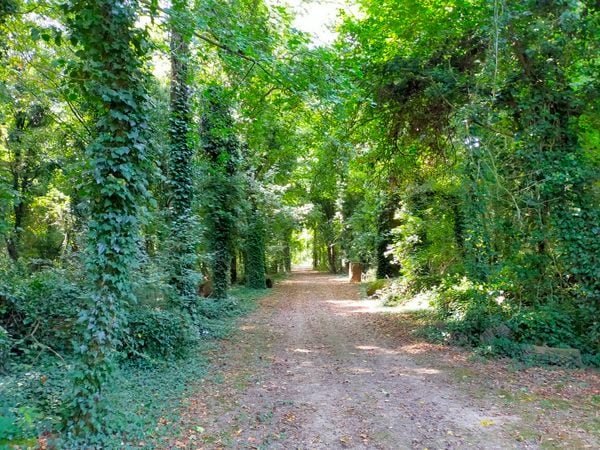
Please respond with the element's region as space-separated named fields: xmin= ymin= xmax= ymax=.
xmin=0 ymin=268 xmax=83 ymax=353
xmin=0 ymin=405 xmax=40 ymax=447
xmin=372 ymin=278 xmax=413 ymax=305
xmin=509 ymin=303 xmax=580 ymax=349
xmin=125 ymin=309 xmax=195 ymax=360
xmin=433 ymin=277 xmax=507 ymax=345
xmin=366 ymin=279 xmax=388 ymax=296
xmin=426 ymin=276 xmax=599 ymax=365
xmin=195 ymin=297 xmax=245 ymax=320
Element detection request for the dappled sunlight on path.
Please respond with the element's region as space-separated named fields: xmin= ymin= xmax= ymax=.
xmin=170 ymin=271 xmax=531 ymax=449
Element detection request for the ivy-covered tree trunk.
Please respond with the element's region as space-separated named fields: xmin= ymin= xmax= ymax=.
xmin=168 ymin=0 xmax=197 ymax=306
xmin=376 ymin=193 xmax=399 ymax=279
xmin=65 ymin=0 xmax=151 ymax=434
xmin=230 ymin=252 xmax=238 ymax=284
xmin=201 ymin=86 xmax=241 ymax=299
xmin=283 ymin=229 xmax=292 ymax=272
xmin=246 ymin=209 xmax=267 ymax=289
xmin=312 ymin=228 xmax=319 ymax=269
xmin=6 ymin=117 xmax=27 ymax=262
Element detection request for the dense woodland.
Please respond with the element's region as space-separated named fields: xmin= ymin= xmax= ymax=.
xmin=0 ymin=0 xmax=598 ymax=446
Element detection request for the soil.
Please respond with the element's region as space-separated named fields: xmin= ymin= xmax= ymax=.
xmin=165 ymin=270 xmax=600 ymax=450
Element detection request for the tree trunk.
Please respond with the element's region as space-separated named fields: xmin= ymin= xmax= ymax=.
xmin=312 ymin=228 xmax=318 ymax=269
xmin=246 ymin=210 xmax=266 ymax=289
xmin=6 ymin=197 xmax=24 ymax=261
xmin=349 ymin=262 xmax=362 ymax=283
xmin=66 ymin=0 xmax=151 ymax=433
xmin=230 ymin=253 xmax=237 ymax=284
xmin=283 ymin=240 xmax=291 ymax=272
xmin=327 ymin=243 xmax=337 ymax=274
xmin=376 ymin=194 xmax=399 ymax=279
xmin=168 ymin=0 xmax=197 ymax=303
xmin=201 ymin=87 xmax=240 ymax=298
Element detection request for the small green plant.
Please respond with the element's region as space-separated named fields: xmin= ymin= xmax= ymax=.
xmin=0 ymin=267 xmax=83 ymax=353
xmin=365 ymin=278 xmax=388 ymax=296
xmin=0 ymin=405 xmax=41 ymax=447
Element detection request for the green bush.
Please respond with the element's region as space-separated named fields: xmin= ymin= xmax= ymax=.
xmin=195 ymin=296 xmax=245 ymax=320
xmin=366 ymin=278 xmax=388 ymax=296
xmin=509 ymin=303 xmax=580 ymax=349
xmin=475 ymin=336 xmax=524 ymax=359
xmin=371 ymin=278 xmax=412 ymax=305
xmin=125 ymin=309 xmax=194 ymax=360
xmin=0 ymin=405 xmax=40 ymax=447
xmin=434 ymin=277 xmax=507 ymax=345
xmin=425 ymin=276 xmax=599 ymax=365
xmin=0 ymin=326 xmax=11 ymax=368
xmin=0 ymin=268 xmax=84 ymax=353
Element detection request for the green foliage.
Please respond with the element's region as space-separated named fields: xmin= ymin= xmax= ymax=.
xmin=0 ymin=267 xmax=83 ymax=353
xmin=0 ymin=276 xmax=262 ymax=448
xmin=1 ymin=0 xmax=599 ymax=443
xmin=125 ymin=308 xmax=194 ymax=360
xmin=334 ymin=0 xmax=599 ymax=365
xmin=509 ymin=304 xmax=582 ymax=351
xmin=245 ymin=209 xmax=267 ymax=289
xmin=375 ymin=278 xmax=413 ymax=306
xmin=416 ymin=276 xmax=600 ymax=364
xmin=0 ymin=404 xmax=40 ymax=447
xmin=0 ymin=325 xmax=12 ymax=368
xmin=365 ymin=278 xmax=387 ymax=297
xmin=167 ymin=0 xmax=199 ymax=307
xmin=434 ymin=278 xmax=506 ymax=346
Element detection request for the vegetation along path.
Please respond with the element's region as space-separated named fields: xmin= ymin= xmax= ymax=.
xmin=165 ymin=271 xmax=598 ymax=449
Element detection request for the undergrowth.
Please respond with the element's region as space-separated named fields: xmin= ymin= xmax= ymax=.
xmin=0 ymin=285 xmax=265 ymax=448
xmin=369 ymin=276 xmax=600 ymax=368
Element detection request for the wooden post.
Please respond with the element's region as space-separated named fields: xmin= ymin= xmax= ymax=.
xmin=349 ymin=262 xmax=362 ymax=283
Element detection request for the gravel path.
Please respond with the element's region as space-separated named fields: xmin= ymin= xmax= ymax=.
xmin=171 ymin=270 xmax=529 ymax=449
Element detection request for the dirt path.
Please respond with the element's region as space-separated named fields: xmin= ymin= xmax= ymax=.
xmin=167 ymin=271 xmax=598 ymax=449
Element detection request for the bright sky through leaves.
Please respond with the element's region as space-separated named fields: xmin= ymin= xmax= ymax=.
xmin=272 ymin=0 xmax=350 ymax=45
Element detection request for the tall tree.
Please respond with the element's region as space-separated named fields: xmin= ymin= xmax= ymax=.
xmin=168 ymin=0 xmax=198 ymax=306
xmin=64 ymin=0 xmax=151 ymax=434
xmin=201 ymin=85 xmax=241 ymax=298
xmin=245 ymin=205 xmax=267 ymax=289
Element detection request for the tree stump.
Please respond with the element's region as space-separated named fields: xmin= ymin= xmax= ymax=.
xmin=349 ymin=262 xmax=362 ymax=283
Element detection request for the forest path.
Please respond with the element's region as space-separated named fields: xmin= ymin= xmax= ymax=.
xmin=169 ymin=271 xmax=530 ymax=449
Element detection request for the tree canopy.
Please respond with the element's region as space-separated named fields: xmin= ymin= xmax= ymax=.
xmin=0 ymin=0 xmax=598 ymax=445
